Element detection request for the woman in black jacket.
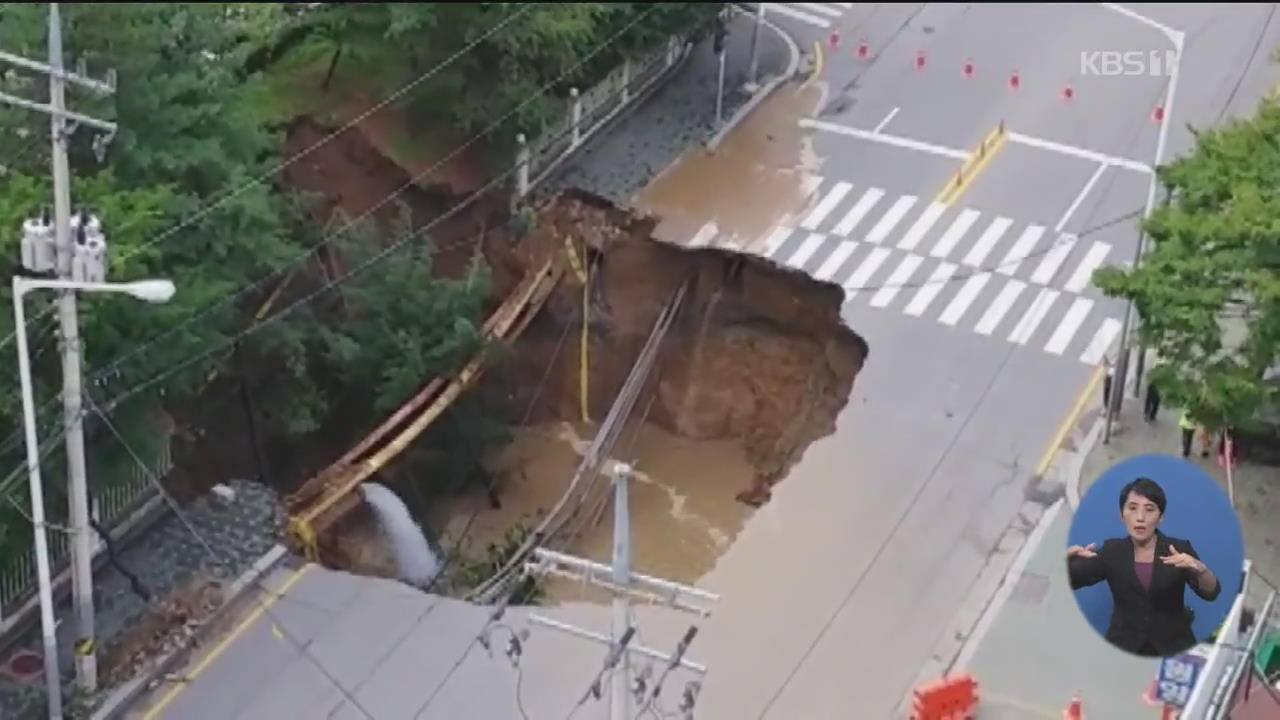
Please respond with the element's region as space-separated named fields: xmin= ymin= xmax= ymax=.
xmin=1066 ymin=477 xmax=1222 ymax=657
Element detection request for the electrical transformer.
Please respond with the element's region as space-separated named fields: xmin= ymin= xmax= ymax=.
xmin=20 ymin=214 xmax=56 ymax=273
xmin=70 ymin=210 xmax=107 ymax=284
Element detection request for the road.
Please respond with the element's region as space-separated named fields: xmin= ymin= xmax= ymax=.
xmin=629 ymin=3 xmax=1280 ymax=718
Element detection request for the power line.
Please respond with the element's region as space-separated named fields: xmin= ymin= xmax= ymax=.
xmin=109 ymin=3 xmax=537 ymax=267
xmin=84 ymin=390 xmax=376 ymax=720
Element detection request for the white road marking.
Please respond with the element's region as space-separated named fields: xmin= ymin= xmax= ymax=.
xmin=996 ymin=225 xmax=1045 ymax=276
xmin=1007 ymin=132 xmax=1152 ymax=174
xmin=1030 ymin=233 xmax=1078 ymax=285
xmin=974 ymin=279 xmax=1025 ymax=335
xmin=835 ymin=2 xmax=855 ymax=8
xmin=801 ymin=181 xmax=854 ymax=230
xmin=962 ymin=216 xmax=1013 ymax=267
xmin=930 ymin=209 xmax=980 ymax=259
xmin=904 ymin=262 xmax=957 ymax=316
xmin=1056 ymin=163 xmax=1108 ymax=232
xmin=793 ymin=2 xmax=844 ymax=18
xmin=814 ymin=240 xmax=858 ymax=281
xmin=786 ymin=232 xmax=828 ymax=268
xmin=689 ymin=221 xmax=719 ymax=248
xmin=832 ymin=187 xmax=884 ymax=236
xmin=1063 ymin=241 xmax=1113 ymax=293
xmin=799 ymin=118 xmax=971 ymax=160
xmin=870 ymin=255 xmax=923 ymax=308
xmin=842 ymin=246 xmax=892 ymax=298
xmin=874 ymin=107 xmax=900 ymax=133
xmin=897 ymin=202 xmax=947 ymax=252
xmin=1008 ymin=288 xmax=1060 ymax=345
xmin=767 ymin=3 xmax=832 ymax=27
xmin=1081 ymin=317 xmax=1122 ymax=365
xmin=865 ymin=195 xmax=917 ymax=244
xmin=939 ymin=272 xmax=991 ymax=326
xmin=762 ymin=225 xmax=795 ymax=258
xmin=1045 ymin=297 xmax=1095 ymax=355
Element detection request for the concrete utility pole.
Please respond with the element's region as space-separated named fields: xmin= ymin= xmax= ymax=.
xmin=0 ymin=2 xmax=118 ymax=697
xmin=526 ymin=463 xmax=717 ymax=719
xmin=747 ymin=3 xmax=765 ymax=88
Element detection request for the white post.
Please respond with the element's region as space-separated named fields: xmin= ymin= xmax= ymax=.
xmin=621 ymin=59 xmax=632 ymax=105
xmin=48 ymin=3 xmax=98 ymax=692
xmin=748 ymin=3 xmax=765 ymax=86
xmin=610 ymin=462 xmax=632 ymax=720
xmin=667 ymin=35 xmax=677 ymax=67
xmin=716 ymin=50 xmax=727 ymax=125
xmin=570 ymin=87 xmax=582 ymax=149
xmin=12 ymin=278 xmax=65 ymax=720
xmin=515 ymin=133 xmax=530 ymax=201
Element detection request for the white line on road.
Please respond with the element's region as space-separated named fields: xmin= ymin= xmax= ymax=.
xmin=1030 ymin=234 xmax=1078 ymax=285
xmin=930 ymin=209 xmax=980 ymax=259
xmin=793 ymin=2 xmax=843 ymax=18
xmin=897 ymin=202 xmax=946 ymax=252
xmin=1045 ymin=297 xmax=1095 ymax=355
xmin=842 ymin=246 xmax=892 ymax=297
xmin=1080 ymin=317 xmax=1122 ymax=365
xmin=835 ymin=2 xmax=855 ymax=8
xmin=1006 ymin=132 xmax=1152 ymax=174
xmin=814 ymin=240 xmax=858 ymax=281
xmin=689 ymin=221 xmax=719 ymax=247
xmin=865 ymin=195 xmax=917 ymax=244
xmin=870 ymin=255 xmax=923 ymax=308
xmin=786 ymin=232 xmax=828 ymax=268
xmin=974 ymin=279 xmax=1025 ymax=335
xmin=1099 ymin=3 xmax=1183 ymax=41
xmin=904 ymin=262 xmax=957 ymax=316
xmin=799 ymin=118 xmax=971 ymax=160
xmin=874 ymin=107 xmax=900 ymax=133
xmin=766 ymin=3 xmax=832 ymax=27
xmin=832 ymin=187 xmax=884 ymax=236
xmin=762 ymin=226 xmax=795 ymax=258
xmin=996 ymin=225 xmax=1045 ymax=276
xmin=953 ymin=498 xmax=1066 ymax=673
xmin=962 ymin=216 xmax=1013 ymax=267
xmin=801 ymin=181 xmax=853 ymax=230
xmin=1063 ymin=241 xmax=1113 ymax=293
xmin=1056 ymin=163 xmax=1108 ymax=232
xmin=1008 ymin=288 xmax=1060 ymax=344
xmin=939 ymin=272 xmax=991 ymax=326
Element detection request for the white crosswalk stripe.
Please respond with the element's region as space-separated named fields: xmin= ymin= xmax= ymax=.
xmin=864 ymin=195 xmax=917 ymax=244
xmin=814 ymin=240 xmax=857 ymax=281
xmin=833 ymin=187 xmax=884 ymax=236
xmin=697 ymin=176 xmax=1124 ymax=365
xmin=843 ymin=246 xmax=892 ymax=298
xmin=794 ymin=2 xmax=844 ymax=18
xmin=786 ymin=232 xmax=828 ymax=268
xmin=870 ymin=255 xmax=923 ymax=308
xmin=767 ymin=3 xmax=833 ymax=27
xmin=801 ymin=181 xmax=853 ymax=231
xmin=930 ymin=209 xmax=980 ymax=258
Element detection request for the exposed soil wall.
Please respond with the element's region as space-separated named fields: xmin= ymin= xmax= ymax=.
xmin=477 ymin=191 xmax=868 ymax=505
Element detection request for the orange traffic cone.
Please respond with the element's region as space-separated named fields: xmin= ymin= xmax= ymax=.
xmin=1063 ymin=692 xmax=1083 ymax=720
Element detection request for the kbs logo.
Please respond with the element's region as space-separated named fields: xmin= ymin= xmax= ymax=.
xmin=1080 ymin=50 xmax=1177 ymax=77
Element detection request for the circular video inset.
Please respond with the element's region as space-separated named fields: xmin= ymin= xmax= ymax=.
xmin=1065 ymin=453 xmax=1244 ymax=658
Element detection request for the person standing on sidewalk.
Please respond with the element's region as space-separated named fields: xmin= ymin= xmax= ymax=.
xmin=1144 ymin=381 xmax=1161 ymax=422
xmin=1179 ymin=410 xmax=1196 ymax=457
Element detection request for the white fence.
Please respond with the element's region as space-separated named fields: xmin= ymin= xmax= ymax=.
xmin=514 ymin=34 xmax=692 ymax=201
xmin=0 ymin=436 xmax=173 ymax=621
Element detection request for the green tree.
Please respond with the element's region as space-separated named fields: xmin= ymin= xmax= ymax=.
xmin=1094 ymin=99 xmax=1280 ymax=431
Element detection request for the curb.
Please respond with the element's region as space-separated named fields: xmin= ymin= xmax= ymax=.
xmin=91 ymin=543 xmax=289 ymax=720
xmin=1067 ymin=416 xmax=1105 ymax=511
xmin=706 ymin=12 xmax=802 ymax=152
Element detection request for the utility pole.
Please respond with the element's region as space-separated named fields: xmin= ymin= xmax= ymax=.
xmin=1 ymin=3 xmax=118 ymax=696
xmin=714 ymin=10 xmax=728 ymax=125
xmin=526 ymin=462 xmax=716 ymax=718
xmin=747 ymin=3 xmax=765 ymax=89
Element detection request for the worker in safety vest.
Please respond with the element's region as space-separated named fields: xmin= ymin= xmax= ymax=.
xmin=1178 ymin=411 xmax=1196 ymax=457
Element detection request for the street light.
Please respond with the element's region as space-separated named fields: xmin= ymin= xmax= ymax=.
xmin=10 ymin=274 xmax=176 ymax=720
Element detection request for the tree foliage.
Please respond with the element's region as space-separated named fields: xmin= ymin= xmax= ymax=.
xmin=1094 ymin=100 xmax=1280 ymax=431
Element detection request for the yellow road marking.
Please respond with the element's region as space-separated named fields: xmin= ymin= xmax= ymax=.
xmin=809 ymin=40 xmax=823 ymax=82
xmin=935 ymin=122 xmax=1009 ymax=206
xmin=143 ymin=564 xmax=313 ymax=720
xmin=1035 ymin=365 xmax=1105 ymax=476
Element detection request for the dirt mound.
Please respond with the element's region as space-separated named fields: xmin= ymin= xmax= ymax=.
xmin=480 ymin=190 xmax=867 ymax=505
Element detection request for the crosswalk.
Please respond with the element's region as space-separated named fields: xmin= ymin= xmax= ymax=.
xmin=756 ymin=2 xmax=854 ymax=29
xmin=689 ymin=178 xmax=1125 ymax=366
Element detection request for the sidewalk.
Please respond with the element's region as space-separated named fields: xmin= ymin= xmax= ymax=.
xmin=542 ymin=9 xmax=792 ymax=206
xmin=958 ymin=399 xmax=1280 ymax=719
